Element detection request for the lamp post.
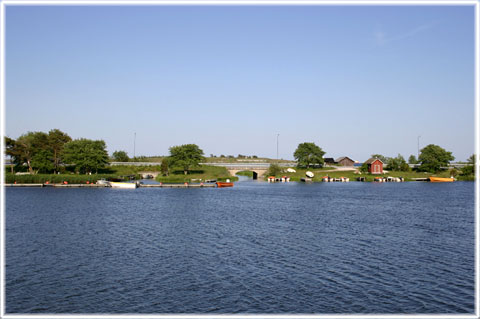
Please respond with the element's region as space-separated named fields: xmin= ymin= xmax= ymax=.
xmin=276 ymin=134 xmax=279 ymax=161
xmin=417 ymin=135 xmax=421 ymax=159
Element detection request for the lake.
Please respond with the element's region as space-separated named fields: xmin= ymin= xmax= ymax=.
xmin=5 ymin=180 xmax=475 ymax=314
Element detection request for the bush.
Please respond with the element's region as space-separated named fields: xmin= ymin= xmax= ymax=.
xmin=5 ymin=174 xmax=128 ymax=184
xmin=267 ymin=164 xmax=282 ymax=176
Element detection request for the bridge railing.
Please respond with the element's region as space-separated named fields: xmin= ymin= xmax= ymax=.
xmin=201 ymin=162 xmax=297 ymax=168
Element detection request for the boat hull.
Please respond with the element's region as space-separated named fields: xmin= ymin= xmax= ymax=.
xmin=216 ymin=182 xmax=234 ymax=188
xmin=429 ymin=177 xmax=455 ymax=182
xmin=110 ymin=182 xmax=138 ymax=188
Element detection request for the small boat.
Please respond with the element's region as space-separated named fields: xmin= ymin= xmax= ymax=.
xmin=216 ymin=182 xmax=234 ymax=187
xmin=96 ymin=179 xmax=111 ymax=186
xmin=306 ymin=171 xmax=314 ymax=178
xmin=429 ymin=177 xmax=455 ymax=182
xmin=110 ymin=181 xmax=138 ymax=189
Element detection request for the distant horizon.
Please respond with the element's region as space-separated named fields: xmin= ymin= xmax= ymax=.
xmin=5 ymin=5 xmax=475 ymax=162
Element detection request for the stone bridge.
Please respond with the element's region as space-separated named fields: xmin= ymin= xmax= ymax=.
xmin=125 ymin=162 xmax=296 ymax=180
xmin=138 ymin=171 xmax=161 ymax=179
xmin=202 ymin=163 xmax=292 ymax=180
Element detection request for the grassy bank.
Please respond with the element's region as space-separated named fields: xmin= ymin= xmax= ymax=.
xmin=266 ymin=167 xmax=473 ymax=182
xmin=155 ymin=165 xmax=237 ymax=183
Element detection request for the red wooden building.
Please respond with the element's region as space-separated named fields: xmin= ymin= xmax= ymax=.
xmin=365 ymin=158 xmax=384 ymax=174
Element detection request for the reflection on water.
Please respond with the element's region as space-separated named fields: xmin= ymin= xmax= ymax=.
xmin=6 ymin=182 xmax=475 ymax=314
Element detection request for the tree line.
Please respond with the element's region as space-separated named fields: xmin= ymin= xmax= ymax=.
xmin=5 ymin=129 xmax=475 ymax=177
xmin=291 ymin=142 xmax=474 ymax=175
xmin=6 ymin=129 xmax=109 ymax=174
xmin=5 ymin=130 xmax=207 ymax=176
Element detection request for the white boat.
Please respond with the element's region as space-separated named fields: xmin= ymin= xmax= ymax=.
xmin=306 ymin=171 xmax=314 ymax=178
xmin=109 ymin=181 xmax=138 ymax=189
xmin=96 ymin=179 xmax=110 ymax=186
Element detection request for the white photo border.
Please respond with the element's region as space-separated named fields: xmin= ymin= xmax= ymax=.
xmin=0 ymin=0 xmax=478 ymax=318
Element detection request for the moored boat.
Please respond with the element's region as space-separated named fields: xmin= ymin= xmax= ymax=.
xmin=96 ymin=179 xmax=111 ymax=186
xmin=110 ymin=181 xmax=138 ymax=189
xmin=216 ymin=182 xmax=234 ymax=187
xmin=429 ymin=177 xmax=455 ymax=182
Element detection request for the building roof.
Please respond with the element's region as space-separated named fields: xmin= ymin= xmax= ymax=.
xmin=324 ymin=157 xmax=335 ymax=162
xmin=335 ymin=156 xmax=355 ymax=163
xmin=364 ymin=157 xmax=384 ymax=164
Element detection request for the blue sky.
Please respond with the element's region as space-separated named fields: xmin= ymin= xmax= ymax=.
xmin=5 ymin=5 xmax=475 ymax=161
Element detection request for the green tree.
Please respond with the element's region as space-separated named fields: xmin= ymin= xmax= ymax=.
xmin=112 ymin=150 xmax=129 ymax=162
xmin=408 ymin=155 xmax=418 ymax=164
xmin=468 ymin=154 xmax=475 ymax=164
xmin=360 ymin=162 xmax=369 ymax=173
xmin=386 ymin=154 xmax=409 ymax=171
xmin=48 ymin=129 xmax=72 ymax=174
xmin=5 ymin=136 xmax=17 ymax=173
xmin=31 ymin=149 xmax=54 ymax=173
xmin=168 ymin=144 xmax=205 ymax=175
xmin=461 ymin=154 xmax=476 ymax=176
xmin=294 ymin=142 xmax=326 ymax=168
xmin=63 ymin=139 xmax=109 ymax=174
xmin=160 ymin=158 xmax=170 ymax=176
xmin=267 ymin=163 xmax=282 ymax=176
xmin=418 ymin=144 xmax=455 ymax=173
xmin=14 ymin=132 xmax=50 ymax=173
xmin=449 ymin=167 xmax=458 ymax=178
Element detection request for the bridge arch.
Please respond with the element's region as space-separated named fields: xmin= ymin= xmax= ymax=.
xmin=229 ymin=169 xmax=267 ymax=180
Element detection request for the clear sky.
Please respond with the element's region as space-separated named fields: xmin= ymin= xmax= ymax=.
xmin=5 ymin=4 xmax=475 ymax=162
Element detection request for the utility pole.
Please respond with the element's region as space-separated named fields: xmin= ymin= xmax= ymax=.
xmin=134 ymin=132 xmax=136 ymax=159
xmin=276 ymin=134 xmax=279 ymax=161
xmin=417 ymin=135 xmax=421 ymax=159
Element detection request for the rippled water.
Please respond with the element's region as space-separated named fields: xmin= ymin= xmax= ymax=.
xmin=5 ymin=181 xmax=475 ymax=313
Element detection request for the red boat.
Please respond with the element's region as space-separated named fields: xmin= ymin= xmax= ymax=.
xmin=216 ymin=182 xmax=234 ymax=188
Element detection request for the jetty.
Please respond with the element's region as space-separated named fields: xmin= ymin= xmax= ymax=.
xmin=5 ymin=183 xmax=216 ymax=188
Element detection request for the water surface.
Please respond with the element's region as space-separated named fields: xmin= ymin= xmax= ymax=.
xmin=6 ymin=181 xmax=475 ymax=313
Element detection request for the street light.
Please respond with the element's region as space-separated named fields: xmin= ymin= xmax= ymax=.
xmin=417 ymin=135 xmax=421 ymax=159
xmin=276 ymin=134 xmax=279 ymax=161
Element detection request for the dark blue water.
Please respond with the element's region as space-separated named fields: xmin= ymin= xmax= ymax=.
xmin=6 ymin=181 xmax=475 ymax=313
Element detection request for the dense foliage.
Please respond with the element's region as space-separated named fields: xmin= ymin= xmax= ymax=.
xmin=386 ymin=154 xmax=410 ymax=171
xmin=418 ymin=144 xmax=455 ymax=173
xmin=168 ymin=144 xmax=205 ymax=175
xmin=63 ymin=139 xmax=109 ymax=174
xmin=112 ymin=150 xmax=129 ymax=162
xmin=5 ymin=173 xmax=127 ymax=184
xmin=160 ymin=158 xmax=170 ymax=176
xmin=408 ymin=155 xmax=418 ymax=164
xmin=294 ymin=142 xmax=325 ymax=168
xmin=6 ymin=129 xmax=72 ymax=174
xmin=267 ymin=163 xmax=282 ymax=176
xmin=460 ymin=154 xmax=475 ymax=177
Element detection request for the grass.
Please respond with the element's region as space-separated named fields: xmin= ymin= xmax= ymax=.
xmin=264 ymin=167 xmax=473 ymax=182
xmin=155 ymin=165 xmax=238 ymax=183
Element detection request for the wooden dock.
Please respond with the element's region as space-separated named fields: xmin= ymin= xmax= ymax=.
xmin=5 ymin=183 xmax=216 ymax=188
xmin=140 ymin=184 xmax=215 ymax=188
xmin=5 ymin=183 xmax=110 ymax=188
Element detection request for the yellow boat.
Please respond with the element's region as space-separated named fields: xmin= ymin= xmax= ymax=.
xmin=429 ymin=177 xmax=455 ymax=182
